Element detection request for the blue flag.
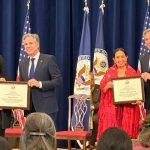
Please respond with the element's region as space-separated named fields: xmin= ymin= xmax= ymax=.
xmin=139 ymin=5 xmax=150 ymax=59
xmin=72 ymin=7 xmax=91 ymax=148
xmin=93 ymin=6 xmax=108 ymax=84
xmin=74 ymin=9 xmax=91 ymax=95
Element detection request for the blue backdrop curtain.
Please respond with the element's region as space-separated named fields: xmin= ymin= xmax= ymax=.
xmin=0 ymin=0 xmax=147 ymax=139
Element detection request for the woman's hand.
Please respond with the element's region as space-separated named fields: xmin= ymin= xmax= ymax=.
xmin=106 ymin=81 xmax=113 ymax=88
xmin=104 ymin=81 xmax=113 ymax=93
xmin=0 ymin=78 xmax=6 ymax=110
xmin=131 ymin=100 xmax=143 ymax=105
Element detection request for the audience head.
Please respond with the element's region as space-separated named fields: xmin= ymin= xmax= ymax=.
xmin=20 ymin=112 xmax=56 ymax=150
xmin=96 ymin=127 xmax=132 ymax=150
xmin=0 ymin=136 xmax=12 ymax=150
xmin=138 ymin=114 xmax=150 ymax=147
xmin=113 ymin=48 xmax=128 ymax=68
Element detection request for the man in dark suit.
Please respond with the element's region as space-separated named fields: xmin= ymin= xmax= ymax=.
xmin=140 ymin=29 xmax=150 ymax=115
xmin=0 ymin=55 xmax=11 ymax=136
xmin=19 ymin=33 xmax=62 ymax=124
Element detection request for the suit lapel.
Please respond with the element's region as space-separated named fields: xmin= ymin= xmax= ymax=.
xmin=35 ymin=54 xmax=44 ymax=75
xmin=24 ymin=59 xmax=30 ymax=80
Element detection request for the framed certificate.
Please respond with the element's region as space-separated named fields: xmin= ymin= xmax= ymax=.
xmin=0 ymin=81 xmax=30 ymax=109
xmin=112 ymin=76 xmax=145 ymax=104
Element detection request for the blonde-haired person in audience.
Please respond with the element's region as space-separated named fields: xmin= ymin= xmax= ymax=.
xmin=133 ymin=115 xmax=150 ymax=150
xmin=0 ymin=136 xmax=12 ymax=150
xmin=19 ymin=112 xmax=56 ymax=150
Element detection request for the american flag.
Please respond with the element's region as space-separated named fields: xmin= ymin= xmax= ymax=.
xmin=137 ymin=3 xmax=149 ymax=121
xmin=16 ymin=10 xmax=31 ymax=81
xmin=139 ymin=5 xmax=150 ymax=60
xmin=13 ymin=8 xmax=31 ymax=128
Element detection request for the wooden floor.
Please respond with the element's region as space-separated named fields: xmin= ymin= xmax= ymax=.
xmin=9 ymin=137 xmax=95 ymax=150
xmin=13 ymin=148 xmax=92 ymax=150
xmin=13 ymin=149 xmax=68 ymax=150
xmin=11 ymin=139 xmax=137 ymax=150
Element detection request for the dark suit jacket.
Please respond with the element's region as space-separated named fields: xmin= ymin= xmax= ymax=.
xmin=0 ymin=55 xmax=11 ymax=129
xmin=140 ymin=53 xmax=150 ymax=73
xmin=92 ymin=84 xmax=100 ymax=114
xmin=90 ymin=84 xmax=100 ymax=145
xmin=19 ymin=53 xmax=62 ymax=114
xmin=140 ymin=54 xmax=150 ymax=110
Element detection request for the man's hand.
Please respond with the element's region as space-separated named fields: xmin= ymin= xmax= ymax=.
xmin=0 ymin=78 xmax=6 ymax=82
xmin=141 ymin=72 xmax=150 ymax=81
xmin=28 ymin=79 xmax=40 ymax=88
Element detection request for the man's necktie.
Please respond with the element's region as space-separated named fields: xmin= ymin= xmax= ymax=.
xmin=29 ymin=58 xmax=35 ymax=79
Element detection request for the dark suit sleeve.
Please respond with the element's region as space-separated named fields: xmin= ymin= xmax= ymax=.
xmin=41 ymin=55 xmax=63 ymax=90
xmin=0 ymin=55 xmax=11 ymax=129
xmin=0 ymin=55 xmax=9 ymax=80
xmin=140 ymin=55 xmax=149 ymax=73
xmin=0 ymin=55 xmax=4 ymax=77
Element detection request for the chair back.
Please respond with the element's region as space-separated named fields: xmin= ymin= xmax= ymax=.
xmin=68 ymin=95 xmax=91 ymax=132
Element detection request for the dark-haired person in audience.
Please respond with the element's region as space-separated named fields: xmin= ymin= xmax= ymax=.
xmin=0 ymin=55 xmax=11 ymax=136
xmin=133 ymin=114 xmax=150 ymax=150
xmin=97 ymin=48 xmax=142 ymax=140
xmin=96 ymin=127 xmax=132 ymax=150
xmin=0 ymin=136 xmax=12 ymax=150
xmin=20 ymin=112 xmax=56 ymax=150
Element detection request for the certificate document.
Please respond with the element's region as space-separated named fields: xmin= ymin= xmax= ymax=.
xmin=0 ymin=81 xmax=30 ymax=109
xmin=112 ymin=76 xmax=145 ymax=104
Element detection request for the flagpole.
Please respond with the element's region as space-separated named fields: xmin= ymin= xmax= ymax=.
xmin=100 ymin=0 xmax=105 ymax=14
xmin=27 ymin=0 xmax=31 ymax=10
xmin=101 ymin=0 xmax=105 ymax=4
xmin=84 ymin=0 xmax=87 ymax=6
xmin=83 ymin=0 xmax=93 ymax=131
xmin=83 ymin=0 xmax=89 ymax=13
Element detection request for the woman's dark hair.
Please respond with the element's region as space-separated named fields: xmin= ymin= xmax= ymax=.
xmin=113 ymin=48 xmax=128 ymax=58
xmin=138 ymin=114 xmax=150 ymax=147
xmin=96 ymin=127 xmax=132 ymax=150
xmin=20 ymin=112 xmax=56 ymax=150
